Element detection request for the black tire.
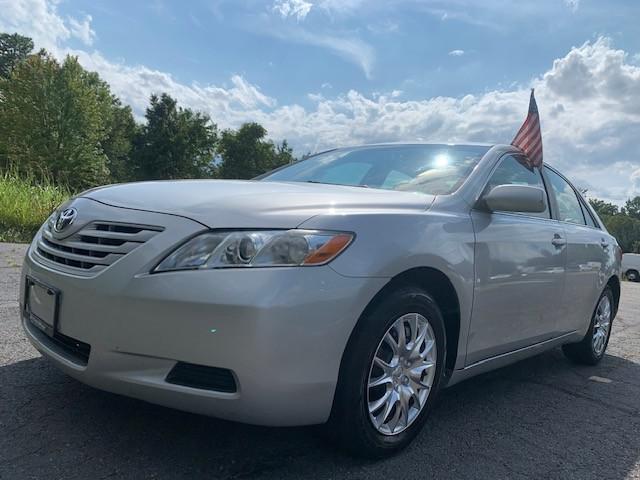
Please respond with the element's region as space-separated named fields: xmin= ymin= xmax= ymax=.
xmin=327 ymin=285 xmax=447 ymax=458
xmin=562 ymin=287 xmax=614 ymax=365
xmin=626 ymin=270 xmax=639 ymax=282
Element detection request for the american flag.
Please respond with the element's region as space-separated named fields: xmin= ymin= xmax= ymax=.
xmin=512 ymin=89 xmax=543 ymax=168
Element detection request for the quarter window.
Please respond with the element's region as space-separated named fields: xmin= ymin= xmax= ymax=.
xmin=580 ymin=200 xmax=598 ymax=228
xmin=545 ymin=168 xmax=586 ymax=225
xmin=485 ymin=154 xmax=550 ymax=218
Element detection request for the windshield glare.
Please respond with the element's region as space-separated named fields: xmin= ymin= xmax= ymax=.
xmin=260 ymin=145 xmax=489 ymax=195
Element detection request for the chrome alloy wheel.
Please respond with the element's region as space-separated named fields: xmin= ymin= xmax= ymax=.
xmin=592 ymin=295 xmax=612 ymax=357
xmin=367 ymin=313 xmax=437 ymax=435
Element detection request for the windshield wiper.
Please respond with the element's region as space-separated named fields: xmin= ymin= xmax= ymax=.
xmin=305 ymin=180 xmax=370 ymax=188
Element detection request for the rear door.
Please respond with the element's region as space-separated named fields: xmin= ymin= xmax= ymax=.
xmin=544 ymin=167 xmax=608 ymax=333
xmin=467 ymin=154 xmax=567 ymax=365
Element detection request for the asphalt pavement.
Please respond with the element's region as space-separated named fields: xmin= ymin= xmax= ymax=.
xmin=1 ymin=242 xmax=639 ymax=479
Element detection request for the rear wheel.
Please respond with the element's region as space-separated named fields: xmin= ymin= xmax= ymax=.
xmin=626 ymin=270 xmax=639 ymax=282
xmin=328 ymin=286 xmax=446 ymax=457
xmin=562 ymin=287 xmax=614 ymax=365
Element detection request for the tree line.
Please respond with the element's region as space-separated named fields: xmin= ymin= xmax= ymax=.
xmin=0 ymin=32 xmax=293 ymax=191
xmin=588 ymin=198 xmax=640 ymax=254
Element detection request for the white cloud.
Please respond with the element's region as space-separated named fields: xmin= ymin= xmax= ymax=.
xmin=71 ymin=50 xmax=277 ymax=117
xmin=449 ymin=49 xmax=465 ymax=56
xmin=564 ymin=0 xmax=580 ymax=12
xmin=366 ymin=20 xmax=399 ymax=35
xmin=272 ymin=0 xmax=313 ymax=21
xmin=2 ymin=0 xmax=640 ymax=203
xmin=258 ymin=25 xmax=375 ymax=78
xmin=316 ymin=0 xmax=366 ymax=16
xmin=0 ymin=0 xmax=70 ymax=53
xmin=68 ymin=14 xmax=96 ymax=46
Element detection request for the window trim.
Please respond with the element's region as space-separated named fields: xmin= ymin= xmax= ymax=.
xmin=474 ymin=152 xmax=554 ymax=222
xmin=577 ymin=193 xmax=602 ymax=230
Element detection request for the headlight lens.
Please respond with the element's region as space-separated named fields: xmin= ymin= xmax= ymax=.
xmin=154 ymin=230 xmax=354 ymax=272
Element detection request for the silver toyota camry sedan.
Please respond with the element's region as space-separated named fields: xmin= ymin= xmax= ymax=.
xmin=20 ymin=143 xmax=621 ymax=457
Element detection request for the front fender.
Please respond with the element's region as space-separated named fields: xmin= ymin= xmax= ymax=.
xmin=299 ymin=210 xmax=475 ymax=370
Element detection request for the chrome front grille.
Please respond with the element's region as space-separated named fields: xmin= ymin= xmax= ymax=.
xmin=35 ymin=221 xmax=163 ymax=275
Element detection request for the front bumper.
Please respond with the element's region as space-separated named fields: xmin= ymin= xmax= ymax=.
xmin=20 ymin=203 xmax=386 ymax=426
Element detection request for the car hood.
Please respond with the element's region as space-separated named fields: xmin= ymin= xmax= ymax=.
xmin=81 ymin=180 xmax=433 ymax=229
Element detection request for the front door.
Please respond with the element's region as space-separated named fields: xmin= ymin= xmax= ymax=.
xmin=466 ymin=154 xmax=567 ymax=365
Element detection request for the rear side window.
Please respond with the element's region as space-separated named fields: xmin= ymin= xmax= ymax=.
xmin=545 ymin=168 xmax=586 ymax=225
xmin=579 ymin=199 xmax=598 ymax=228
xmin=485 ymin=154 xmax=550 ymax=218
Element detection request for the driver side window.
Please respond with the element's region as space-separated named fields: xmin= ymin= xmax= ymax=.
xmin=485 ymin=154 xmax=550 ymax=219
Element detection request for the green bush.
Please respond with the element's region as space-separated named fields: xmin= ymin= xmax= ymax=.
xmin=0 ymin=173 xmax=70 ymax=243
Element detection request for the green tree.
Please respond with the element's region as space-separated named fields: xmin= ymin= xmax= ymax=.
xmin=0 ymin=32 xmax=34 ymax=79
xmin=589 ymin=198 xmax=619 ymax=217
xmin=601 ymin=214 xmax=640 ymax=253
xmin=217 ymin=122 xmax=293 ymax=179
xmin=132 ymin=93 xmax=218 ymax=180
xmin=623 ymin=196 xmax=640 ymax=221
xmin=103 ymin=100 xmax=137 ymax=182
xmin=0 ymin=53 xmax=116 ymax=189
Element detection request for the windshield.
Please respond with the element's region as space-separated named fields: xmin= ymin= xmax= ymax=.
xmin=260 ymin=144 xmax=489 ymax=195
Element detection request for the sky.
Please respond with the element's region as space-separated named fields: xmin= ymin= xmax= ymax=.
xmin=1 ymin=0 xmax=640 ymax=204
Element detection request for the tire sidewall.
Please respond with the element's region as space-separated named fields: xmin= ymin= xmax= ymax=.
xmin=333 ymin=287 xmax=447 ymax=456
xmin=586 ymin=287 xmax=614 ymax=362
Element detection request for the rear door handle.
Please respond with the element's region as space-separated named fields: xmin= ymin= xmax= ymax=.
xmin=552 ymin=235 xmax=566 ymax=247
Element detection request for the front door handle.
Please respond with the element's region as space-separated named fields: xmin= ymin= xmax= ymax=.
xmin=552 ymin=235 xmax=566 ymax=247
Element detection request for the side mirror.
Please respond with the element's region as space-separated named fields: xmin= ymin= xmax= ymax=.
xmin=482 ymin=184 xmax=546 ymax=213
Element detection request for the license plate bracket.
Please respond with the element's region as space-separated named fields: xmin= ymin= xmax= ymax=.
xmin=24 ymin=276 xmax=60 ymax=338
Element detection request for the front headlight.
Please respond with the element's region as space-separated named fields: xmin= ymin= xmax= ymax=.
xmin=154 ymin=230 xmax=354 ymax=272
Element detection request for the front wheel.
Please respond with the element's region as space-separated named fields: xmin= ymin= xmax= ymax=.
xmin=626 ymin=270 xmax=639 ymax=282
xmin=562 ymin=287 xmax=614 ymax=365
xmin=327 ymin=286 xmax=446 ymax=457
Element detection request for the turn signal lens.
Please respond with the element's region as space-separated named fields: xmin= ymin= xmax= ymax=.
xmin=302 ymin=234 xmax=353 ymax=265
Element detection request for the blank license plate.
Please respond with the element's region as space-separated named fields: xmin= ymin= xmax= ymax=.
xmin=25 ymin=277 xmax=59 ymax=337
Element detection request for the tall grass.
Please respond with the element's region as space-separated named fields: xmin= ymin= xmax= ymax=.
xmin=0 ymin=172 xmax=71 ymax=243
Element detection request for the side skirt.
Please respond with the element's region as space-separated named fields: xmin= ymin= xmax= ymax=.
xmin=445 ymin=331 xmax=580 ymax=388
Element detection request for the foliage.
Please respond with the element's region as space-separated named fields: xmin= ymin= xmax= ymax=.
xmin=103 ymin=100 xmax=137 ymax=183
xmin=588 ymin=198 xmax=619 ymax=217
xmin=623 ymin=196 xmax=640 ymax=221
xmin=0 ymin=32 xmax=300 ymax=243
xmin=131 ymin=93 xmax=218 ymax=180
xmin=217 ymin=123 xmax=294 ymax=179
xmin=590 ymin=195 xmax=640 ymax=253
xmin=0 ymin=32 xmax=33 ymax=79
xmin=0 ymin=53 xmax=115 ymax=189
xmin=599 ymin=213 xmax=640 ymax=253
xmin=0 ymin=172 xmax=69 ymax=242
xmin=0 ymin=31 xmax=294 ymax=190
